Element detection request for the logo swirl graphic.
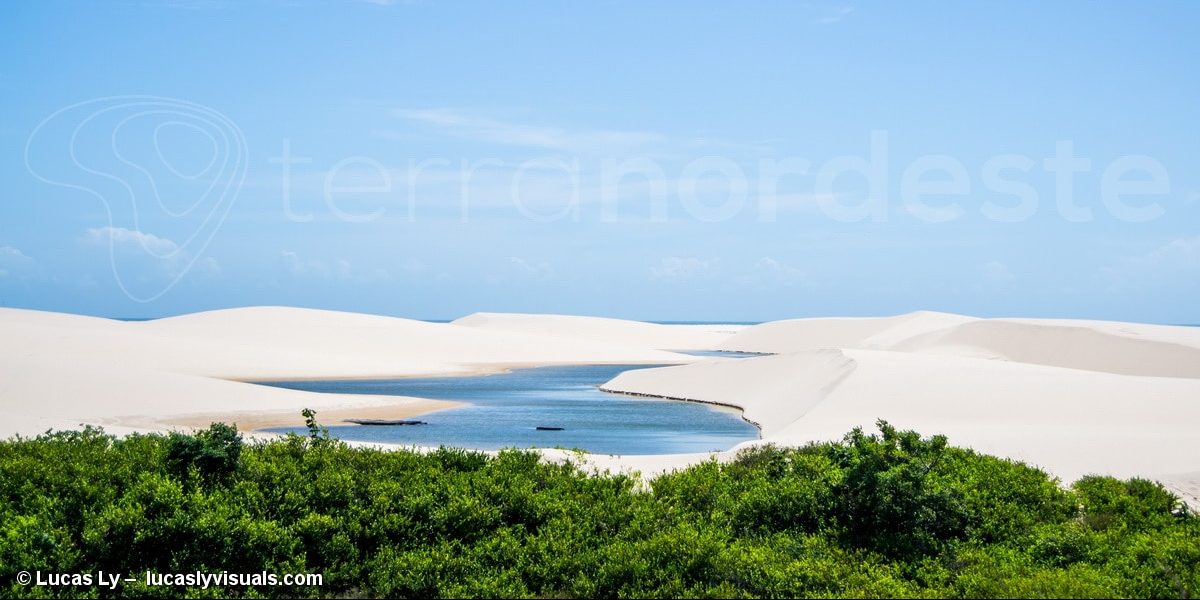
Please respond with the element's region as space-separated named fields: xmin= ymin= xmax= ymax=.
xmin=24 ymin=96 xmax=247 ymax=302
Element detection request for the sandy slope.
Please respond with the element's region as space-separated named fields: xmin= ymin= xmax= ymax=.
xmin=0 ymin=306 xmax=692 ymax=381
xmin=714 ymin=311 xmax=977 ymax=353
xmin=451 ymin=312 xmax=734 ymax=350
xmin=602 ymin=350 xmax=858 ymax=436
xmin=135 ymin=306 xmax=693 ymax=377
xmin=0 ymin=307 xmax=702 ymax=437
xmin=892 ymin=318 xmax=1200 ymax=378
xmin=605 ymin=313 xmax=1200 ymax=499
xmin=0 ymin=351 xmax=461 ymax=438
xmin=716 ymin=311 xmax=1200 ymax=378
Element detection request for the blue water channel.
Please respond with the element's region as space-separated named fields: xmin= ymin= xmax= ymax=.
xmin=261 ymin=362 xmax=759 ymax=455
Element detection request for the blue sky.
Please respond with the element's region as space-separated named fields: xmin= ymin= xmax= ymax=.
xmin=0 ymin=0 xmax=1197 ymax=322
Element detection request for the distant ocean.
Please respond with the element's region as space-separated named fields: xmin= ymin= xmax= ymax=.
xmin=109 ymin=316 xmax=1198 ymax=327
xmin=113 ymin=316 xmax=763 ymax=325
xmin=652 ymin=321 xmax=763 ymax=326
xmin=403 ymin=320 xmax=764 ymax=325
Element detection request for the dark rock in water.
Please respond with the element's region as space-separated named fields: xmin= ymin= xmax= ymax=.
xmin=344 ymin=418 xmax=427 ymax=426
xmin=535 ymin=426 xmax=564 ymax=431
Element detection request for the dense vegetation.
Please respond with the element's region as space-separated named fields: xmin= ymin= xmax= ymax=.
xmin=1 ymin=416 xmax=1196 ymax=598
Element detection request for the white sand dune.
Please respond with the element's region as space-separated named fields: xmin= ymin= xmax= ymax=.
xmin=718 ymin=311 xmax=1200 ymax=377
xmin=892 ymin=318 xmax=1200 ymax=378
xmin=0 ymin=308 xmax=456 ymax=382
xmin=715 ymin=311 xmax=977 ymax=353
xmin=605 ymin=313 xmax=1200 ymax=500
xmin=0 ymin=351 xmax=456 ymax=438
xmin=603 ymin=348 xmax=1200 ymax=479
xmin=2 ymin=306 xmax=1198 ymax=502
xmin=451 ymin=312 xmax=733 ymax=350
xmin=0 ymin=306 xmax=693 ymax=381
xmin=0 ymin=306 xmax=701 ymax=437
xmin=602 ymin=350 xmax=858 ymax=436
xmin=136 ymin=306 xmax=694 ymax=378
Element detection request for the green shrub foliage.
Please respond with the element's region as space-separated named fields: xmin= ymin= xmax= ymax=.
xmin=0 ymin=417 xmax=1195 ymax=598
xmin=164 ymin=422 xmax=243 ymax=485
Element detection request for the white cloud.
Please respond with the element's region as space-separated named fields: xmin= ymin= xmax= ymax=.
xmin=730 ymin=257 xmax=813 ymax=289
xmin=1127 ymin=236 xmax=1200 ymax=268
xmin=196 ymin=256 xmax=222 ymax=277
xmin=1137 ymin=237 xmax=1195 ymax=266
xmin=0 ymin=245 xmax=36 ymax=278
xmin=486 ymin=256 xmax=554 ymax=285
xmin=651 ymin=256 xmax=712 ymax=281
xmin=282 ymin=250 xmax=324 ymax=278
xmin=508 ymin=256 xmax=553 ymax=279
xmin=281 ymin=250 xmax=393 ymax=284
xmin=83 ymin=226 xmax=220 ymax=280
xmin=1103 ymin=237 xmax=1200 ymax=292
xmin=85 ymin=226 xmax=180 ymax=256
xmin=754 ymin=257 xmax=809 ymax=287
xmin=814 ymin=5 xmax=854 ymax=25
xmin=391 ymin=108 xmax=664 ymax=151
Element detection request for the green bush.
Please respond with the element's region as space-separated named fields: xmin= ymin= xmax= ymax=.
xmin=0 ymin=419 xmax=1195 ymax=598
xmin=164 ymin=422 xmax=243 ymax=485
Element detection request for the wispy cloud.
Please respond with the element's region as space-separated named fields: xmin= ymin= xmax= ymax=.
xmin=1102 ymin=236 xmax=1200 ymax=292
xmin=754 ymin=257 xmax=810 ymax=287
xmin=281 ymin=250 xmax=394 ymax=284
xmin=0 ymin=245 xmax=37 ymax=278
xmin=729 ymin=257 xmax=813 ymax=289
xmin=484 ymin=256 xmax=554 ymax=285
xmin=83 ymin=226 xmax=221 ymax=278
xmin=1113 ymin=237 xmax=1200 ymax=270
xmin=651 ymin=256 xmax=713 ymax=281
xmin=85 ymin=226 xmax=179 ymax=256
xmin=508 ymin=256 xmax=553 ymax=279
xmin=813 ymin=5 xmax=854 ymax=25
xmin=390 ymin=108 xmax=665 ymax=151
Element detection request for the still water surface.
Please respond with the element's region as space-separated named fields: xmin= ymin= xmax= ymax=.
xmin=261 ymin=363 xmax=759 ymax=455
